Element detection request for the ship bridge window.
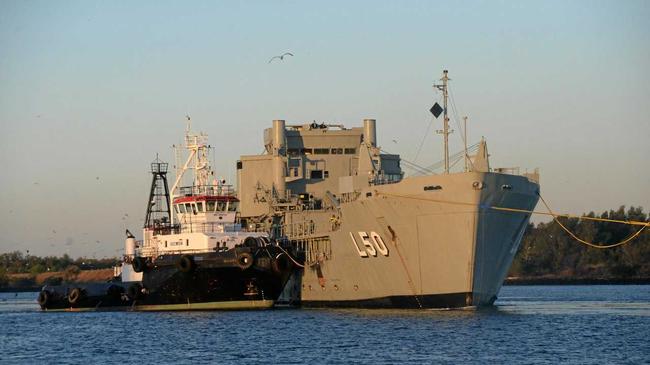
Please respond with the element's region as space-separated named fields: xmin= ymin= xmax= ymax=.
xmin=227 ymin=201 xmax=239 ymax=212
xmin=310 ymin=170 xmax=323 ymax=179
xmin=314 ymin=148 xmax=329 ymax=155
xmin=217 ymin=202 xmax=226 ymax=211
xmin=301 ymin=148 xmax=313 ymax=154
xmin=207 ymin=201 xmax=216 ymax=212
xmin=185 ymin=203 xmax=196 ymax=214
xmin=177 ymin=204 xmax=186 ymax=213
xmin=345 ymin=148 xmax=356 ymax=154
xmin=331 ymin=148 xmax=343 ymax=154
xmin=197 ymin=202 xmax=204 ymax=212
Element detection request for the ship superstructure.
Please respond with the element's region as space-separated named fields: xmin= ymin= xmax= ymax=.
xmin=237 ymin=71 xmax=540 ymax=308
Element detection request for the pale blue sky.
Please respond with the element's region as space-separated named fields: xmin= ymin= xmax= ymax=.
xmin=1 ymin=0 xmax=648 ymax=257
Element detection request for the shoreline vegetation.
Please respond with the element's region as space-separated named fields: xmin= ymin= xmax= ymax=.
xmin=1 ymin=206 xmax=648 ymax=292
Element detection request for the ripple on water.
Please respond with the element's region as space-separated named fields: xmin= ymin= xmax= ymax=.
xmin=0 ymin=286 xmax=649 ymax=364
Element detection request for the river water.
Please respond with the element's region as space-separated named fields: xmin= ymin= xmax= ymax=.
xmin=1 ymin=285 xmax=648 ymax=364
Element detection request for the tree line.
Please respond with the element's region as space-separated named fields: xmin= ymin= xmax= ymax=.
xmin=0 ymin=252 xmax=118 ymax=288
xmin=509 ymin=206 xmax=649 ymax=279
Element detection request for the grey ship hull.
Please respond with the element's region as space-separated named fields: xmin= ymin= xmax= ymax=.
xmin=281 ymin=171 xmax=539 ymax=309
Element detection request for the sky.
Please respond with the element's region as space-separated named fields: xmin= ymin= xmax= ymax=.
xmin=0 ymin=0 xmax=648 ymax=258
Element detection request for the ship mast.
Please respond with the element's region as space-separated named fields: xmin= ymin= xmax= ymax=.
xmin=169 ymin=116 xmax=214 ymax=225
xmin=434 ymin=70 xmax=452 ymax=174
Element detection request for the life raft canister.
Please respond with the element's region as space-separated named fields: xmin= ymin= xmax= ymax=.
xmin=176 ymin=255 xmax=196 ymax=273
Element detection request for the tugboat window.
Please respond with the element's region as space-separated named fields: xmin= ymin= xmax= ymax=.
xmin=228 ymin=202 xmax=239 ymax=212
xmin=178 ymin=204 xmax=186 ymax=213
xmin=197 ymin=202 xmax=204 ymax=212
xmin=207 ymin=201 xmax=216 ymax=212
xmin=217 ymin=202 xmax=226 ymax=211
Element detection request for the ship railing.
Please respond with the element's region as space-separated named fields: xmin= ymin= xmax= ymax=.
xmin=369 ymin=174 xmax=403 ymax=186
xmin=493 ymin=167 xmax=540 ymax=183
xmin=148 ymin=224 xmax=181 ymax=236
xmin=282 ymin=221 xmax=335 ymax=240
xmin=178 ymin=185 xmax=236 ymax=197
xmin=339 ymin=191 xmax=361 ymax=203
xmin=156 ymin=247 xmax=225 ymax=256
xmin=179 ymin=222 xmax=242 ymax=234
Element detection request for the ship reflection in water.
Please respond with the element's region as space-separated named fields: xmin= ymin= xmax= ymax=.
xmin=1 ymin=285 xmax=648 ymax=364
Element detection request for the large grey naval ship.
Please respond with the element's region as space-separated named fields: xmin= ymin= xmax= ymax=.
xmin=237 ymin=70 xmax=541 ymax=309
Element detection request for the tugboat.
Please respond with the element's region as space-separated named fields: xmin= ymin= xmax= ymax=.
xmin=38 ymin=119 xmax=298 ymax=311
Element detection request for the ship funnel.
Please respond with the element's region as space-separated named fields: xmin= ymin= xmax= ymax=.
xmin=363 ymin=119 xmax=377 ymax=147
xmin=272 ymin=119 xmax=286 ymax=151
xmin=272 ymin=120 xmax=286 ymax=199
xmin=125 ymin=236 xmax=136 ymax=257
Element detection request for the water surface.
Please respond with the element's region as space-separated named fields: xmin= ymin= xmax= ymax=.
xmin=1 ymin=285 xmax=648 ymax=364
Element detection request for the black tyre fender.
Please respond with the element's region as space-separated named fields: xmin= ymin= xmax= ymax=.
xmin=272 ymin=253 xmax=294 ymax=274
xmin=176 ymin=255 xmax=195 ymax=273
xmin=127 ymin=283 xmax=143 ymax=300
xmin=237 ymin=252 xmax=254 ymax=270
xmin=107 ymin=284 xmax=124 ymax=299
xmin=68 ymin=288 xmax=83 ymax=305
xmin=37 ymin=290 xmax=50 ymax=307
xmin=132 ymin=256 xmax=147 ymax=273
xmin=243 ymin=236 xmax=259 ymax=249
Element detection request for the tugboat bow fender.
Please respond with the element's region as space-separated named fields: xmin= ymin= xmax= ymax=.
xmin=177 ymin=255 xmax=196 ymax=273
xmin=237 ymin=252 xmax=254 ymax=270
xmin=68 ymin=288 xmax=84 ymax=305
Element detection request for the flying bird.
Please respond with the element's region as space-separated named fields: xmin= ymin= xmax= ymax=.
xmin=268 ymin=52 xmax=294 ymax=64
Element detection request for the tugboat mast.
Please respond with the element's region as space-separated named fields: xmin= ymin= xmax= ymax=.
xmin=434 ymin=70 xmax=452 ymax=174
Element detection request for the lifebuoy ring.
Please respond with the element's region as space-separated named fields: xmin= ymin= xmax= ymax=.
xmin=68 ymin=288 xmax=83 ymax=305
xmin=132 ymin=256 xmax=147 ymax=273
xmin=237 ymin=252 xmax=254 ymax=270
xmin=127 ymin=283 xmax=143 ymax=300
xmin=37 ymin=290 xmax=50 ymax=308
xmin=176 ymin=255 xmax=195 ymax=273
xmin=272 ymin=253 xmax=294 ymax=274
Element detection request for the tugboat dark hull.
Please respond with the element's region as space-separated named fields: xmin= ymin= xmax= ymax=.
xmin=38 ymin=246 xmax=296 ymax=311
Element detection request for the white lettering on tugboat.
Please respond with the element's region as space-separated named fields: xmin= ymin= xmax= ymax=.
xmin=350 ymin=231 xmax=389 ymax=257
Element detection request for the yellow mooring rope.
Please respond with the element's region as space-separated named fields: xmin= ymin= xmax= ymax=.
xmin=376 ymin=192 xmax=649 ymax=249
xmin=537 ymin=194 xmax=648 ymax=249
